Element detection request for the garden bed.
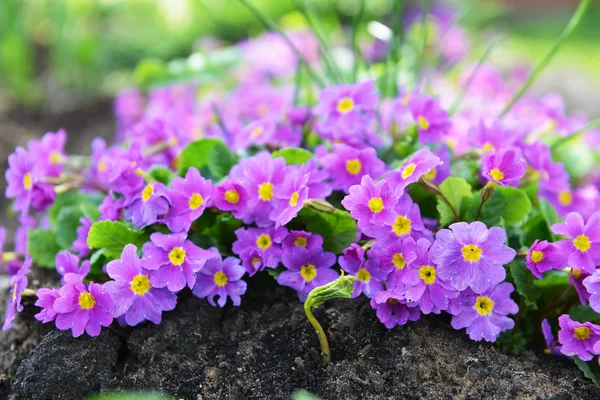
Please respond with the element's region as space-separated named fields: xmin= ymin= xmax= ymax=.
xmin=2 ymin=272 xmax=599 ymax=399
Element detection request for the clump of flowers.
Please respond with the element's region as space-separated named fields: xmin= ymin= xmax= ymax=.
xmin=2 ymin=0 xmax=600 ymax=384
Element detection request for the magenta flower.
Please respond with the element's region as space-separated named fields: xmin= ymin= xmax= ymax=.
xmin=583 ymin=271 xmax=600 ymax=313
xmin=525 ymin=240 xmax=567 ymax=279
xmin=339 ymin=244 xmax=387 ymax=298
xmin=450 ymin=283 xmax=518 ymax=342
xmin=142 ymin=232 xmax=216 ymax=292
xmin=232 ymin=226 xmax=288 ymax=275
xmin=270 ymin=169 xmax=310 ymax=227
xmin=299 ymin=159 xmax=332 ymax=200
xmin=400 ymin=238 xmax=457 ymax=314
xmin=124 ymin=182 xmax=171 ymax=228
xmin=229 ymin=152 xmax=288 ymax=227
xmin=342 ymin=175 xmax=398 ymax=230
xmin=313 ymin=80 xmax=379 ymax=145
xmin=570 ymin=269 xmax=591 ymax=305
xmin=386 ymin=148 xmax=442 ymax=196
xmin=28 ymin=129 xmax=67 ymax=177
xmin=55 ymin=250 xmax=90 ymax=282
xmin=34 ymin=288 xmax=61 ymax=324
xmin=370 ymin=290 xmax=420 ymax=329
xmin=282 ymin=231 xmax=323 ymax=252
xmin=105 ymin=244 xmax=177 ymax=326
xmin=192 ymin=252 xmax=247 ymax=307
xmin=98 ymin=193 xmax=126 ymax=221
xmin=426 ymin=145 xmax=451 ymax=185
xmin=552 ymin=212 xmax=600 ymax=274
xmin=167 ymin=167 xmax=212 ymax=232
xmin=431 ymin=221 xmax=515 ymax=293
xmin=369 ymin=236 xmax=417 ymax=288
xmin=557 ymin=315 xmax=600 ymax=361
xmin=213 ymin=179 xmax=249 ymax=219
xmin=320 ymin=144 xmax=385 ymax=193
xmin=53 ymin=273 xmax=114 ymax=337
xmin=278 ymin=247 xmax=338 ymax=301
xmin=481 ymin=146 xmax=526 ymax=187
xmin=541 ymin=318 xmax=562 ymax=356
xmin=2 ymin=258 xmax=31 ymax=331
xmin=72 ymin=217 xmax=92 ymax=258
xmin=361 ymin=194 xmax=430 ymax=243
xmin=409 ymin=94 xmax=451 ymax=144
xmin=467 ymin=119 xmax=520 ymax=153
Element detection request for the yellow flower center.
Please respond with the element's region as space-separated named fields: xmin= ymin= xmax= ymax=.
xmin=294 ymin=237 xmax=308 ymax=247
xmin=98 ymin=160 xmax=107 ymax=172
xmin=345 ymin=159 xmax=362 ymax=175
xmin=356 ymin=267 xmax=371 ymax=282
xmin=289 ymin=191 xmax=299 ymax=207
xmin=214 ymin=271 xmax=228 ymax=287
xmin=474 ymin=296 xmax=494 ymax=316
xmin=483 ymin=143 xmax=495 ymax=152
xmin=462 ymin=244 xmax=482 ymax=262
xmin=392 ymin=253 xmax=406 ymax=270
xmin=573 ymin=235 xmax=591 ymax=253
xmin=12 ymin=283 xmax=18 ymax=300
xmin=572 ymin=269 xmax=581 ymax=279
xmin=130 ymin=275 xmax=151 ymax=295
xmin=574 ymin=326 xmax=591 ymax=341
xmin=23 ymin=172 xmax=32 ymax=190
xmin=256 ymin=234 xmax=272 ymax=250
xmin=419 ymin=265 xmax=437 ymax=285
xmin=188 ymin=193 xmax=204 ymax=210
xmin=490 ymin=168 xmax=504 ymax=182
xmin=388 ymin=298 xmax=398 ymax=305
xmin=301 ymin=264 xmax=317 ymax=282
xmin=78 ymin=291 xmax=96 ymax=310
xmin=424 ymin=168 xmax=437 ymax=181
xmin=49 ymin=151 xmax=62 ymax=164
xmin=558 ymin=190 xmax=573 ymax=206
xmin=337 ymin=97 xmax=355 ymax=114
xmin=168 ymin=247 xmax=186 ymax=266
xmin=142 ymin=184 xmax=154 ymax=202
xmin=251 ymin=257 xmax=262 ymax=266
xmin=258 ymin=182 xmax=274 ymax=201
xmin=530 ymin=250 xmax=544 ymax=263
xmin=417 ymin=116 xmax=430 ymax=130
xmin=401 ymin=163 xmax=416 ymax=179
xmin=250 ymin=127 xmax=263 ymax=138
xmin=224 ymin=189 xmax=240 ymax=204
xmin=392 ymin=215 xmax=411 ymax=237
xmin=368 ymin=197 xmax=384 ymax=213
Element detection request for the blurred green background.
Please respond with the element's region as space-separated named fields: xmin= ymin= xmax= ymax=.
xmin=0 ymin=0 xmax=598 ymax=113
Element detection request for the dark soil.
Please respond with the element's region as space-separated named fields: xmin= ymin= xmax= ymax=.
xmin=2 ymin=282 xmax=599 ymax=400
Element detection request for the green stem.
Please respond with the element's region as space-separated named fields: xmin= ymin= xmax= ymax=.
xmin=304 ymin=300 xmax=331 ymax=364
xmin=498 ymin=0 xmax=591 ymax=118
xmin=551 ymin=117 xmax=600 ymax=151
xmin=417 ymin=0 xmax=431 ymax=82
xmin=239 ymin=0 xmax=325 ymax=88
xmin=351 ymin=0 xmax=366 ymax=82
xmin=449 ymin=35 xmax=503 ymax=115
xmin=386 ymin=0 xmax=404 ymax=97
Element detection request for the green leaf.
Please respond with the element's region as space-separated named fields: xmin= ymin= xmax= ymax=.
xmin=48 ymin=192 xmax=86 ymax=225
xmin=202 ymin=213 xmax=243 ymax=255
xmin=574 ymin=357 xmax=600 ymax=388
xmin=534 ymin=270 xmax=569 ymax=289
xmin=272 ymin=147 xmax=313 ymax=165
xmin=177 ymin=139 xmax=237 ymax=180
xmin=478 ymin=186 xmax=532 ymax=226
xmin=55 ymin=207 xmax=84 ymax=250
xmin=508 ymin=259 xmax=540 ymax=310
xmin=296 ymin=208 xmax=357 ymax=254
xmin=27 ymin=229 xmax=60 ymax=268
xmin=569 ymin=305 xmax=600 ymax=324
xmin=80 ymin=202 xmax=101 ymax=221
xmin=436 ymin=177 xmax=473 ymax=226
xmin=87 ymin=221 xmax=146 ymax=259
xmin=148 ymin=165 xmax=177 ymax=185
xmin=266 ymin=266 xmax=285 ymax=280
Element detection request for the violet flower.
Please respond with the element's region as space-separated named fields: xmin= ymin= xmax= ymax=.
xmin=557 ymin=314 xmax=600 ymax=361
xmin=192 ymin=251 xmax=247 ymax=307
xmin=541 ymin=318 xmax=562 ymax=356
xmin=526 ymin=240 xmax=567 ymax=279
xmin=2 ymin=258 xmax=31 ymax=331
xmin=583 ymin=271 xmax=600 ymax=313
xmin=34 ymin=288 xmax=61 ymax=324
xmin=339 ymin=244 xmax=387 ymax=298
xmin=232 ymin=226 xmax=288 ymax=275
xmin=481 ymin=146 xmax=526 ymax=187
xmin=386 ymin=147 xmax=442 ymax=196
xmin=552 ymin=212 xmax=600 ymax=274
xmin=105 ymin=244 xmax=177 ymax=326
xmin=342 ymin=175 xmax=398 ymax=230
xmin=409 ymin=94 xmax=451 ymax=144
xmin=369 ymin=236 xmax=418 ymax=288
xmin=278 ymin=247 xmax=338 ymax=301
xmin=55 ymin=250 xmax=90 ymax=282
xmin=213 ymin=179 xmax=249 ymax=219
xmin=72 ymin=217 xmax=93 ymax=258
xmin=370 ymin=290 xmax=421 ymax=329
xmin=270 ymin=169 xmax=310 ymax=227
xmin=282 ymin=231 xmax=323 ymax=252
xmin=167 ymin=167 xmax=212 ymax=232
xmin=320 ymin=144 xmax=386 ymax=193
xmin=124 ymin=181 xmax=171 ymax=228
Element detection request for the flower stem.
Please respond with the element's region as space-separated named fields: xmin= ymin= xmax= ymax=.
xmin=498 ymin=0 xmax=591 ymax=118
xmin=304 ymin=300 xmax=331 ymax=365
xmin=551 ymin=117 xmax=600 ymax=151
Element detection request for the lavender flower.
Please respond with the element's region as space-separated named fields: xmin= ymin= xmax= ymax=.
xmin=481 ymin=146 xmax=526 ymax=187
xmin=53 ymin=273 xmax=114 ymax=337
xmin=557 ymin=314 xmax=600 ymax=361
xmin=142 ymin=232 xmax=216 ymax=292
xmin=124 ymin=182 xmax=171 ymax=228
xmin=386 ymin=148 xmax=442 ymax=196
xmin=320 ymin=144 xmax=385 ymax=193
xmin=98 ymin=193 xmax=126 ymax=221
xmin=167 ymin=167 xmax=212 ymax=232
xmin=213 ymin=179 xmax=249 ymax=219
xmin=72 ymin=217 xmax=93 ymax=258
xmin=192 ymin=251 xmax=247 ymax=307
xmin=282 ymin=231 xmax=323 ymax=252
xmin=369 ymin=236 xmax=418 ymax=288
xmin=570 ymin=269 xmax=591 ymax=305
xmin=232 ymin=226 xmax=288 ymax=275
xmin=541 ymin=318 xmax=562 ymax=356
xmin=409 ymin=94 xmax=451 ymax=144
xmin=56 ymin=251 xmax=90 ymax=282
xmin=34 ymin=288 xmax=61 ymax=324
xmin=370 ymin=290 xmax=421 ymax=329
xmin=526 ymin=240 xmax=566 ymax=279
xmin=583 ymin=271 xmax=600 ymax=313
xmin=278 ymin=247 xmax=338 ymax=301
xmin=431 ymin=221 xmax=515 ymax=293
xmin=105 ymin=244 xmax=177 ymax=326
xmin=339 ymin=244 xmax=387 ymax=298
xmin=270 ymin=169 xmax=310 ymax=227
xmin=451 ymin=283 xmax=518 ymax=342
xmin=552 ymin=212 xmax=600 ymax=274
xmin=342 ymin=175 xmax=398 ymax=230
xmin=2 ymin=258 xmax=31 ymax=330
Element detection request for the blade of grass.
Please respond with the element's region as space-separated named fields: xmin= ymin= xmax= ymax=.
xmin=416 ymin=0 xmax=431 ymax=83
xmin=385 ymin=0 xmax=404 ymax=97
xmin=498 ymin=0 xmax=591 ymax=118
xmin=351 ymin=0 xmax=366 ymax=82
xmin=551 ymin=117 xmax=600 ymax=151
